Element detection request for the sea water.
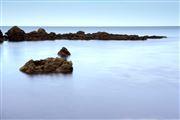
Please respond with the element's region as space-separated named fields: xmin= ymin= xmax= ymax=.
xmin=0 ymin=27 xmax=179 ymax=119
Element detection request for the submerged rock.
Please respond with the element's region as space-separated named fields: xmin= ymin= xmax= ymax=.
xmin=20 ymin=57 xmax=73 ymax=74
xmin=5 ymin=26 xmax=26 ymax=41
xmin=58 ymin=47 xmax=71 ymax=57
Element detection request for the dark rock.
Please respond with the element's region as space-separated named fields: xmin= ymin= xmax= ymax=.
xmin=94 ymin=32 xmax=110 ymax=40
xmin=37 ymin=28 xmax=47 ymax=34
xmin=76 ymin=31 xmax=86 ymax=40
xmin=48 ymin=32 xmax=56 ymax=40
xmin=25 ymin=28 xmax=57 ymax=40
xmin=0 ymin=30 xmax=3 ymax=43
xmin=0 ymin=30 xmax=3 ymax=37
xmin=20 ymin=57 xmax=73 ymax=74
xmin=56 ymin=34 xmax=62 ymax=39
xmin=58 ymin=47 xmax=71 ymax=57
xmin=146 ymin=35 xmax=167 ymax=39
xmin=6 ymin=26 xmax=26 ymax=41
xmin=77 ymin=31 xmax=85 ymax=35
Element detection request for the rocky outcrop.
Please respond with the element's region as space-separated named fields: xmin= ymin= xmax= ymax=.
xmin=0 ymin=30 xmax=3 ymax=43
xmin=58 ymin=47 xmax=71 ymax=57
xmin=20 ymin=57 xmax=73 ymax=74
xmin=5 ymin=26 xmax=26 ymax=41
xmin=20 ymin=47 xmax=73 ymax=74
xmin=5 ymin=26 xmax=166 ymax=41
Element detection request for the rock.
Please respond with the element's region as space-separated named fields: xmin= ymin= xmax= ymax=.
xmin=75 ymin=31 xmax=86 ymax=40
xmin=94 ymin=32 xmax=110 ymax=40
xmin=20 ymin=59 xmax=36 ymax=74
xmin=25 ymin=28 xmax=47 ymax=40
xmin=25 ymin=28 xmax=57 ymax=40
xmin=0 ymin=30 xmax=3 ymax=43
xmin=20 ymin=57 xmax=73 ymax=74
xmin=5 ymin=26 xmax=26 ymax=41
xmin=0 ymin=30 xmax=3 ymax=37
xmin=58 ymin=47 xmax=71 ymax=57
xmin=37 ymin=28 xmax=47 ymax=34
xmin=77 ymin=31 xmax=85 ymax=35
xmin=48 ymin=32 xmax=56 ymax=40
xmin=56 ymin=61 xmax=73 ymax=73
xmin=145 ymin=35 xmax=167 ymax=39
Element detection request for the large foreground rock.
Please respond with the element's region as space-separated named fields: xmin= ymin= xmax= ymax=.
xmin=20 ymin=57 xmax=73 ymax=74
xmin=58 ymin=47 xmax=71 ymax=57
xmin=5 ymin=26 xmax=26 ymax=41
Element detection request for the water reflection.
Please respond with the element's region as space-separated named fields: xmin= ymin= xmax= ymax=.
xmin=26 ymin=72 xmax=73 ymax=80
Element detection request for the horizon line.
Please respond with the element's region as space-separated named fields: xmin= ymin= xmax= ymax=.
xmin=0 ymin=26 xmax=179 ymax=27
xmin=1 ymin=0 xmax=179 ymax=3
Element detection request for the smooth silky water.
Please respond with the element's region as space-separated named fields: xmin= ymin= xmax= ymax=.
xmin=0 ymin=27 xmax=179 ymax=119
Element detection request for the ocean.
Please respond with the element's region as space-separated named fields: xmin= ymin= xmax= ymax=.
xmin=0 ymin=26 xmax=179 ymax=119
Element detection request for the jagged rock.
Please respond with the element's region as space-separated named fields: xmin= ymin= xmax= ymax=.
xmin=20 ymin=57 xmax=73 ymax=74
xmin=58 ymin=47 xmax=71 ymax=57
xmin=5 ymin=26 xmax=26 ymax=41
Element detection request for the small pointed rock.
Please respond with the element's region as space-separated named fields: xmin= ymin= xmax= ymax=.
xmin=58 ymin=47 xmax=71 ymax=58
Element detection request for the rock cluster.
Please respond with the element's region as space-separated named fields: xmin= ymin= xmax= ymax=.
xmin=2 ymin=26 xmax=166 ymax=42
xmin=20 ymin=47 xmax=73 ymax=74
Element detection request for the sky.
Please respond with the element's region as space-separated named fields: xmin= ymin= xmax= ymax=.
xmin=0 ymin=0 xmax=179 ymax=26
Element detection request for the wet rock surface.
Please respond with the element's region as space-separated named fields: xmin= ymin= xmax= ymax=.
xmin=5 ymin=26 xmax=166 ymax=41
xmin=20 ymin=57 xmax=73 ymax=74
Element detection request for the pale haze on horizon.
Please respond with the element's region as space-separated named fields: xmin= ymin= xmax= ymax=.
xmin=0 ymin=0 xmax=179 ymax=26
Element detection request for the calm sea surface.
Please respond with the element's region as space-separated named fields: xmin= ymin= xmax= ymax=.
xmin=0 ymin=27 xmax=179 ymax=119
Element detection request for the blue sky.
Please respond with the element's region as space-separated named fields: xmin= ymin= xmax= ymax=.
xmin=0 ymin=0 xmax=179 ymax=26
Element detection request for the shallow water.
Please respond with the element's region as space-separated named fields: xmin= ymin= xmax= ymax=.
xmin=0 ymin=27 xmax=179 ymax=119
